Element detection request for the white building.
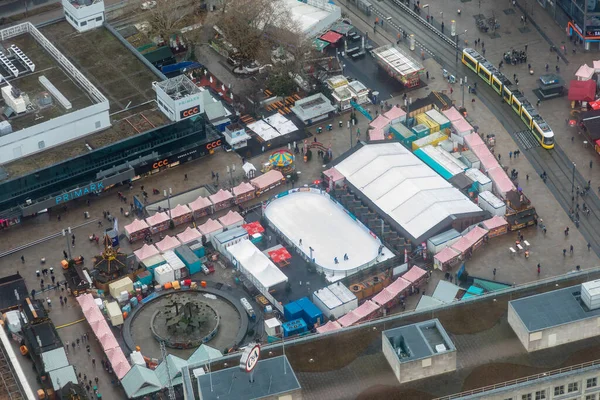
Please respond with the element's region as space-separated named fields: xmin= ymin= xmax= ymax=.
xmin=153 ymin=75 xmax=203 ymax=122
xmin=313 ymin=282 xmax=358 ymax=319
xmin=278 ymin=0 xmax=341 ymax=37
xmin=62 ymin=0 xmax=105 ymax=33
xmin=222 ymin=123 xmax=250 ymax=149
xmin=0 ymin=22 xmax=109 ymax=165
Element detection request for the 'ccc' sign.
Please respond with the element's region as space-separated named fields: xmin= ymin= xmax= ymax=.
xmin=152 ymin=159 xmax=169 ymax=169
xmin=206 ymin=140 xmax=222 ymax=150
xmin=180 ymin=106 xmax=200 ymax=119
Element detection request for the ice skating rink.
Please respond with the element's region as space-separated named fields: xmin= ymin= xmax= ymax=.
xmin=264 ymin=190 xmax=384 ymax=274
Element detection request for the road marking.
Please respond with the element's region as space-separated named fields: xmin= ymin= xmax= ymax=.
xmin=55 ymin=318 xmax=86 ymax=329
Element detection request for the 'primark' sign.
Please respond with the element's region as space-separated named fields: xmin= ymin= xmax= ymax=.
xmin=55 ymin=182 xmax=105 ymax=204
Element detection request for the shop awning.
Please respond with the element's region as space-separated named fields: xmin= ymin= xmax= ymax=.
xmin=320 ymin=30 xmax=343 ymax=44
xmin=268 ymin=247 xmax=292 ymax=264
xmin=568 ymin=79 xmax=596 ymax=102
xmin=313 ymin=38 xmax=329 ymax=52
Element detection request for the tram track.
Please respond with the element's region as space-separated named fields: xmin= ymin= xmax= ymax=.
xmin=346 ymin=0 xmax=600 ymax=255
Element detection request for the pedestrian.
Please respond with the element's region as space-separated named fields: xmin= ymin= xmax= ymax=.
xmin=426 ymin=71 xmax=429 ymax=79
xmin=216 ymin=172 xmax=219 ymax=182
xmin=441 ymin=21 xmax=444 ymax=32
xmin=89 ymin=380 xmax=92 ymax=387
xmin=51 ymin=276 xmax=55 ymax=284
xmin=63 ymin=250 xmax=68 ymax=259
xmin=526 ymin=174 xmax=529 ymax=181
xmin=589 ymin=242 xmax=592 ymax=251
xmin=64 ymin=295 xmax=67 ymax=304
xmin=525 ymin=44 xmax=528 ymax=52
xmin=570 ymin=244 xmax=574 ymax=254
xmin=184 ymin=173 xmax=188 ymax=181
xmin=536 ymin=99 xmax=541 ymax=107
xmin=20 ymin=255 xmax=24 ymax=263
xmin=482 ymin=48 xmax=486 ymax=56
xmin=545 ymin=63 xmax=549 ymax=71
xmin=563 ymin=249 xmax=567 ymax=256
xmin=46 ymin=297 xmax=51 ymax=308
xmin=493 ymin=268 xmax=496 ymax=278
xmin=86 ymin=385 xmax=90 ymax=393
xmin=509 ymin=151 xmax=513 ymax=159
xmin=537 ymin=263 xmax=541 ymax=274
xmin=76 ymin=338 xmax=80 ymax=347
xmin=95 ymin=377 xmax=99 ymax=384
xmin=84 ymin=374 xmax=87 ymax=381
xmin=31 ymin=289 xmax=36 ymax=299
xmin=92 ymin=358 xmax=96 ymax=367
xmin=591 ymin=160 xmax=594 ymax=169
xmin=498 ymin=154 xmax=501 ymax=161
xmin=120 ymin=207 xmax=124 ymax=215
xmin=299 ymin=239 xmax=302 ymax=246
xmin=557 ymin=55 xmax=560 ymax=63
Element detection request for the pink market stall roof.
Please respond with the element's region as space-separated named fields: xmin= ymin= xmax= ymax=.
xmin=482 ymin=215 xmax=508 ymax=230
xmin=434 ymin=247 xmax=460 ymax=264
xmin=251 ymin=169 xmax=284 ymax=190
xmin=177 ymin=227 xmax=202 ymax=244
xmin=232 ymin=182 xmax=255 ymax=197
xmin=218 ymin=210 xmax=244 ymax=227
xmin=383 ymin=106 xmax=406 ymax=121
xmin=369 ymin=128 xmax=385 ymax=141
xmin=106 ymin=347 xmax=131 ymax=380
xmin=145 ymin=212 xmax=170 ymax=227
xmin=464 ymin=133 xmax=485 ymax=148
xmin=188 ymin=196 xmax=212 ymax=211
xmin=442 ymin=107 xmax=464 ymax=122
xmin=209 ymin=189 xmax=233 ymax=205
xmin=451 ymin=236 xmax=473 ymax=254
xmin=403 ymin=266 xmax=427 ymax=283
xmin=338 ymin=300 xmax=380 ymax=327
xmin=198 ymin=218 xmax=223 ymax=236
xmin=463 ymin=226 xmax=488 ymax=242
xmin=316 ymin=320 xmax=342 ymax=333
xmin=372 ymin=277 xmax=411 ymax=306
xmin=134 ymin=244 xmax=159 ymax=261
xmin=170 ymin=204 xmax=192 ymax=219
xmin=155 ymin=235 xmax=181 ymax=253
xmin=369 ymin=115 xmax=390 ymax=130
xmin=323 ymin=167 xmax=344 ymax=183
xmin=487 ymin=166 xmax=516 ymax=195
xmin=124 ymin=219 xmax=149 ymax=235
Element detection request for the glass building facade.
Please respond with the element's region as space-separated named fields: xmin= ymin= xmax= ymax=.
xmin=539 ymin=0 xmax=600 ymax=48
xmin=0 ymin=115 xmax=219 ymax=216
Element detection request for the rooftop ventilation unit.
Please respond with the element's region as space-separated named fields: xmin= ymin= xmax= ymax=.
xmin=9 ymin=45 xmax=35 ymax=72
xmin=581 ymin=279 xmax=600 ymax=310
xmin=0 ymin=53 xmax=18 ymax=77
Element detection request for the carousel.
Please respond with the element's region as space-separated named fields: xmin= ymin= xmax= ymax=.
xmin=262 ymin=149 xmax=295 ymax=174
xmin=92 ymin=235 xmax=130 ymax=289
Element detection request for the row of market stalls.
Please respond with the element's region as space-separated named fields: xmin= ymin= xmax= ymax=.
xmin=317 ymin=266 xmax=428 ymax=332
xmin=124 ymin=170 xmax=284 ymax=242
xmin=433 ymin=216 xmax=509 ymax=270
xmin=76 ymin=294 xmax=131 ymax=380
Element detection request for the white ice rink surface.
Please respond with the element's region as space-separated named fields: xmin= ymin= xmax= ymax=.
xmin=265 ymin=191 xmax=388 ymax=275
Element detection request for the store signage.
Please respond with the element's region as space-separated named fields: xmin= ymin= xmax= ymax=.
xmin=55 ymin=181 xmax=104 ymax=205
xmin=153 ymin=159 xmax=169 ymax=169
xmin=239 ymin=344 xmax=261 ymax=373
xmin=180 ymin=105 xmax=200 ymax=119
xmin=206 ymin=139 xmax=222 ymax=150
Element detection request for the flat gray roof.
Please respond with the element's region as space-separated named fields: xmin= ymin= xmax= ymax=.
xmin=197 ymin=356 xmax=300 ymax=400
xmin=383 ymin=319 xmax=455 ymax=363
xmin=509 ymin=284 xmax=598 ymax=332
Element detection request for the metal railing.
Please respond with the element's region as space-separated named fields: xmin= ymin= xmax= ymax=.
xmin=435 ymin=359 xmax=600 ymax=399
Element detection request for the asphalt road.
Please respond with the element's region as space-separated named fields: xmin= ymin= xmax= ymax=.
xmin=348 ymin=0 xmax=600 ymax=255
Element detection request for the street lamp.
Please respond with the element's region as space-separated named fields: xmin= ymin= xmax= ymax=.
xmin=572 ymin=162 xmax=576 ymax=204
xmin=309 ymin=246 xmax=314 ymax=263
xmin=454 ymin=29 xmax=468 ymax=62
xmin=422 ymin=4 xmax=430 ymax=22
xmin=163 ymin=188 xmax=173 ymax=224
xmin=460 ymin=76 xmax=467 ymax=107
xmin=62 ymin=227 xmax=72 ymax=260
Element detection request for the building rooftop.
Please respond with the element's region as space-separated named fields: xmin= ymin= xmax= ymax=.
xmin=196 ymin=355 xmax=301 ymax=400
xmin=0 ymin=21 xmax=168 ymax=180
xmin=372 ymin=44 xmax=424 ymax=77
xmin=383 ymin=319 xmax=455 ymax=363
xmin=332 ymin=142 xmax=483 ymax=242
xmin=0 ymin=273 xmax=27 ymax=312
xmin=0 ymin=31 xmax=95 ymax=132
xmin=509 ymin=284 xmax=599 ymax=332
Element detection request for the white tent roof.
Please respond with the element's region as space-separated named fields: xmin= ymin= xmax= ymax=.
xmin=334 ymin=143 xmax=481 ymax=241
xmin=228 ymin=240 xmax=287 ymax=289
xmin=576 ymin=64 xmax=595 ymax=80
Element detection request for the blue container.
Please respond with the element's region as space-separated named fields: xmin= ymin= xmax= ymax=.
xmin=129 ymin=297 xmax=139 ymax=307
xmin=188 ymin=240 xmax=205 ymax=258
xmin=136 ymin=271 xmax=153 ymax=286
xmin=295 ymin=297 xmax=323 ymax=328
xmin=175 ymin=245 xmax=202 ymax=275
xmin=122 ymin=304 xmax=131 ymax=314
xmin=282 ymin=318 xmax=308 ymax=337
xmin=283 ymin=301 xmax=303 ymax=322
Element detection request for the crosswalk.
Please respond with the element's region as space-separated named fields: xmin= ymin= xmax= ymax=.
xmin=514 ymin=130 xmax=540 ymax=150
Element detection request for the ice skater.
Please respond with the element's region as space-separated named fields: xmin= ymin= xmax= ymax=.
xmin=343 ymin=253 xmax=349 ymax=261
xmin=334 ymin=257 xmax=339 ymax=264
xmin=299 ymin=239 xmax=303 ymax=246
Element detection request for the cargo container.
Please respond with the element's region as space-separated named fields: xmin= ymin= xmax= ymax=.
xmin=412 ymin=132 xmax=449 ymax=151
xmin=154 ymin=264 xmax=175 ymax=286
xmin=425 ymin=109 xmax=451 ymax=130
xmin=459 ymin=150 xmax=481 ymax=170
xmin=141 ymin=254 xmax=166 ymax=273
xmin=163 ymin=250 xmax=188 ymax=280
xmin=295 ymin=297 xmax=324 ymax=328
xmin=416 ymin=113 xmax=440 ymax=133
xmin=174 ymin=245 xmax=202 ymax=275
xmin=389 ymin=122 xmax=416 ymax=147
xmin=411 ymin=123 xmax=430 ymax=139
xmin=478 ymin=191 xmax=506 ymax=217
xmin=427 ymin=229 xmax=461 ymax=254
xmin=187 ymin=239 xmax=205 ymax=258
xmin=284 ymin=301 xmax=303 ymax=321
xmin=282 ymin=318 xmax=308 ymax=337
xmin=109 ymin=277 xmax=133 ymax=299
xmin=465 ymin=168 xmax=493 ymax=193
xmin=136 ymin=270 xmax=153 ymax=286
